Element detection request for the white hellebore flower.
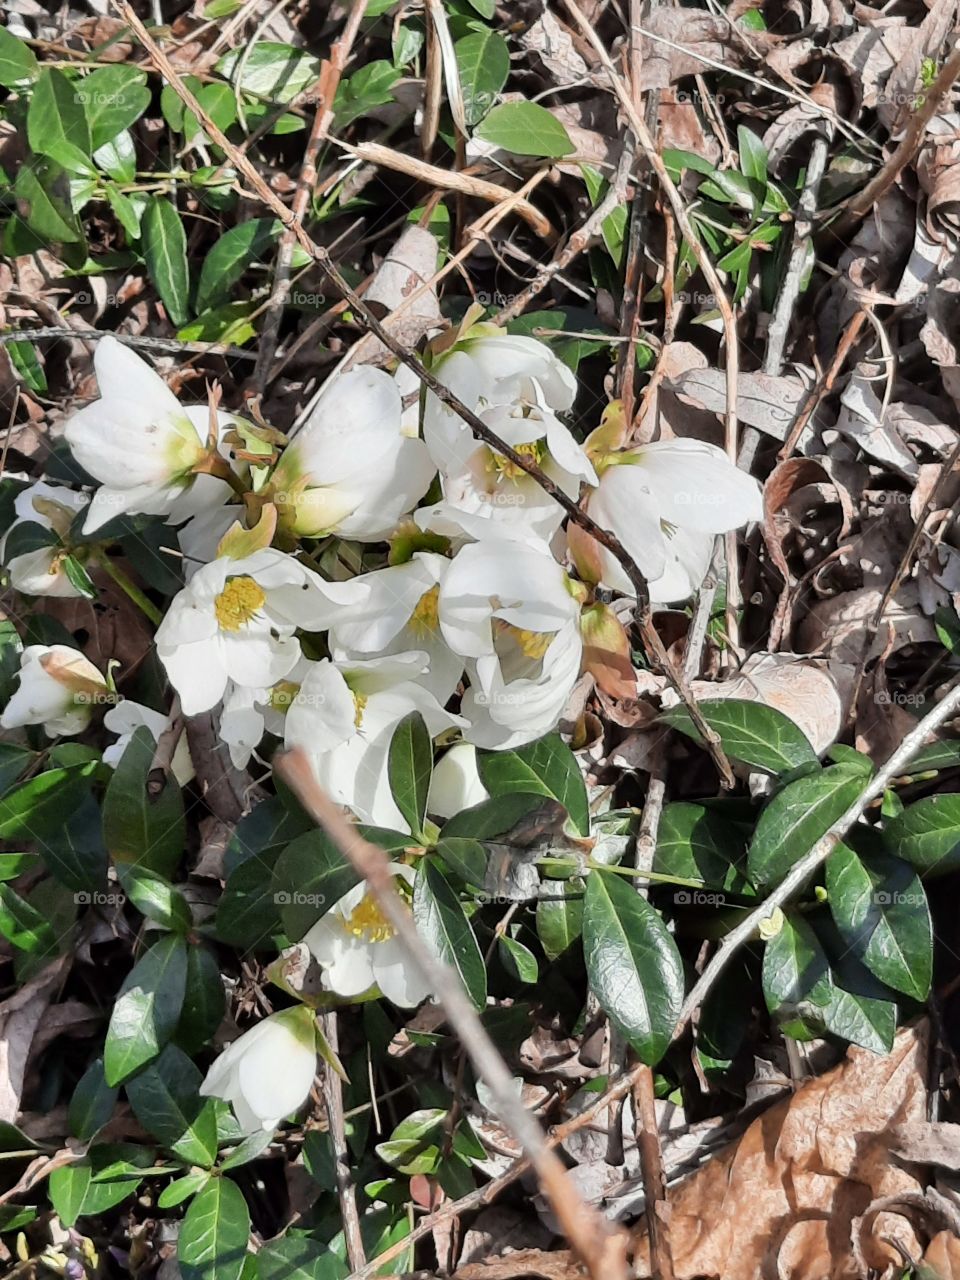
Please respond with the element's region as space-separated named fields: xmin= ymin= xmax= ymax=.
xmin=581 ymin=440 xmax=763 ymax=602
xmin=303 ymin=863 xmax=431 ymax=1008
xmin=64 ymin=336 xmax=242 ymax=534
xmin=0 ymin=645 xmax=108 ymax=737
xmin=284 ymin=654 xmax=465 ymax=831
xmin=438 ymin=538 xmax=582 ymax=750
xmin=219 ymin=657 xmax=315 ymax=770
xmin=328 ymin=552 xmax=463 ymax=703
xmin=199 ymin=1006 xmax=317 ymax=1135
xmin=1 ymin=480 xmax=90 ymax=597
xmin=428 ymin=742 xmax=489 ymax=820
xmin=155 ymin=548 xmax=367 ymax=716
xmin=424 ymin=326 xmax=577 ymax=476
xmin=102 ymin=700 xmax=194 ymax=786
xmin=270 ymin=367 xmax=435 ymax=541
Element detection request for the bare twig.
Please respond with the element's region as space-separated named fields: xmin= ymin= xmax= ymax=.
xmin=147 ymin=696 xmax=184 ymax=796
xmin=0 ymin=327 xmax=257 ymax=361
xmin=829 ymin=43 xmax=960 ymax=243
xmin=771 ymin=309 xmax=867 ymax=463
xmin=675 ymin=677 xmax=960 ymax=1032
xmin=322 ymin=1011 xmax=366 ymax=1272
xmin=275 ymin=750 xmax=630 ymax=1280
xmin=253 ymin=0 xmax=370 ymax=389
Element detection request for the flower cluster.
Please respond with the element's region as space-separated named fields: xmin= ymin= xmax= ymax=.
xmin=0 ymin=327 xmax=761 ymax=1135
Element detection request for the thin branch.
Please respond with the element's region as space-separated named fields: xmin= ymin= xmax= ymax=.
xmin=275 ymin=749 xmax=630 ymax=1280
xmin=0 ymin=327 xmax=257 ymax=361
xmin=112 ymin=0 xmax=734 ymax=786
xmin=322 ymin=1011 xmax=366 ymax=1272
xmin=675 ymin=677 xmax=960 ymax=1032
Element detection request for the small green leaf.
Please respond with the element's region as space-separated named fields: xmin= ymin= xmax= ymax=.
xmin=103 ymin=726 xmax=185 ymax=879
xmin=141 ymin=199 xmax=191 ymax=327
xmin=660 ymin=699 xmax=818 ymax=775
xmin=69 ymin=1059 xmax=119 ymax=1141
xmin=334 ymin=61 xmax=399 ymax=128
xmin=884 ymin=794 xmax=960 ymax=875
xmin=216 ymin=42 xmax=322 ymax=103
xmin=272 ymin=829 xmax=360 ymax=939
xmin=455 ymin=29 xmax=509 ymax=126
xmin=196 ymin=218 xmax=282 ymax=313
xmin=0 ymin=762 xmax=97 ymax=839
xmin=582 ymin=870 xmax=683 ymax=1064
xmin=387 ymin=711 xmax=432 ymax=837
xmin=79 ymin=66 xmax=151 ymax=150
xmin=126 ymin=1045 xmax=219 ymax=1166
xmin=0 ymin=884 xmax=57 ymax=954
xmin=258 ymin=1239 xmax=348 ymax=1280
xmin=761 ymin=912 xmax=831 ymax=1038
xmin=498 ymin=932 xmax=538 ymax=983
xmin=159 ymin=1171 xmax=211 ymax=1208
xmin=474 ymin=102 xmax=575 ymax=158
xmin=654 ymin=802 xmax=752 ymax=893
xmin=0 ymin=27 xmax=38 ymax=87
xmin=104 ymin=934 xmax=188 ymax=1085
xmin=7 ymin=340 xmax=48 ymax=393
xmin=16 ymin=152 xmax=86 ymax=241
xmin=477 ymin=734 xmax=589 ymax=835
xmin=826 ymin=844 xmax=931 ymax=1000
xmin=178 ymin=1175 xmax=251 ymax=1280
xmin=27 ymin=68 xmax=94 ymax=174
xmin=536 ymin=878 xmax=583 ymax=959
xmin=177 ymin=944 xmax=226 ymax=1054
xmin=413 ymin=857 xmax=486 ymax=1009
xmin=737 ymin=125 xmax=768 ymax=184
xmin=116 ymin=864 xmax=192 ymax=933
xmin=49 ymin=1161 xmax=141 ymax=1227
xmin=747 ymin=764 xmax=869 ymax=890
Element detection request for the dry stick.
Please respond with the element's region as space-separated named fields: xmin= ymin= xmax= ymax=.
xmin=675 ymin=676 xmax=960 ymax=1032
xmin=338 ymin=141 xmax=555 ymax=239
xmin=253 ymin=0 xmax=370 ymax=390
xmin=829 ymin=43 xmax=960 ymax=244
xmin=322 ymin=1011 xmax=366 ymax=1272
xmin=0 ymin=326 xmax=257 ymax=361
xmin=275 ymin=749 xmax=630 ymax=1280
xmin=562 ymin=0 xmax=743 ymax=650
xmin=775 ymin=309 xmax=867 ymax=462
xmin=112 ymin=0 xmax=737 ymax=788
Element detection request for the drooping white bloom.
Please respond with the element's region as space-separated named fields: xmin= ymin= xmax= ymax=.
xmin=284 ymin=654 xmax=465 ymax=831
xmin=424 ymin=327 xmax=577 ymax=477
xmin=63 ymin=336 xmax=242 ymax=534
xmin=219 ymin=657 xmax=315 ymax=770
xmin=155 ymin=548 xmax=368 ymax=716
xmin=199 ymin=1006 xmax=317 ymax=1135
xmin=0 ymin=644 xmax=108 ymax=737
xmin=438 ymin=538 xmax=582 ymax=750
xmin=303 ymin=863 xmax=431 ymax=1008
xmin=328 ymin=552 xmax=463 ymax=703
xmin=102 ymin=700 xmax=194 ymax=786
xmin=580 ymin=441 xmax=763 ymax=602
xmin=428 ymin=742 xmax=489 ymax=820
xmin=270 ymin=367 xmax=435 ymax=541
xmin=0 ymin=480 xmax=90 ymax=598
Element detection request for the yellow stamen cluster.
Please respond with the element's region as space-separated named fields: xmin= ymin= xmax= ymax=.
xmin=408 ymin=584 xmax=440 ymax=637
xmin=352 ymin=690 xmax=369 ymax=729
xmin=341 ymin=893 xmax=395 ymax=943
xmin=489 ymin=440 xmax=546 ymax=483
xmin=494 ymin=618 xmax=553 ymax=660
xmin=214 ymin=576 xmax=266 ymax=632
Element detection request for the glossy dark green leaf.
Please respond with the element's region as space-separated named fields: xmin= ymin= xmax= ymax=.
xmin=434 ymin=836 xmax=486 ymax=887
xmin=258 ymin=1238 xmax=348 ymax=1280
xmin=14 ymin=157 xmax=85 ymax=243
xmin=141 ymin=199 xmax=190 ymax=327
xmin=0 ymin=743 xmax=36 ymax=797
xmin=217 ymin=857 xmax=282 ymax=950
xmin=413 ymin=857 xmax=486 ymax=1009
xmin=272 ymin=829 xmax=359 ymax=939
xmin=334 ymin=60 xmax=399 ymax=128
xmin=178 ymin=1175 xmax=251 ymax=1280
xmin=103 ymin=726 xmax=185 ymax=879
xmin=477 ymin=734 xmax=589 ymax=835
xmin=761 ymin=913 xmax=832 ymax=1037
xmin=79 ymin=65 xmax=151 ymax=150
xmin=826 ymin=844 xmax=932 ymax=999
xmin=582 ymin=870 xmax=683 ymax=1064
xmin=474 ymin=102 xmax=575 ymax=158
xmin=216 ymin=42 xmax=322 ymax=103
xmin=196 ymin=218 xmax=282 ymax=312
xmin=126 ymin=1045 xmax=218 ymax=1167
xmin=27 ymin=68 xmax=94 ymax=174
xmin=116 ymin=864 xmax=192 ymax=933
xmin=0 ymin=761 xmax=97 ymax=839
xmin=439 ymin=793 xmax=542 ymax=840
xmin=455 ymin=29 xmax=509 ymax=126
xmin=660 ymin=699 xmax=818 ymax=775
xmin=225 ymin=793 xmax=311 ymax=875
xmin=654 ymin=802 xmax=752 ymax=893
xmin=104 ymin=934 xmax=188 ymax=1085
xmin=69 ymin=1058 xmax=119 ymax=1141
xmin=38 ymin=792 xmax=108 ymax=893
xmin=177 ymin=944 xmax=226 ymax=1055
xmin=49 ymin=1161 xmax=141 ymax=1227
xmin=536 ymin=879 xmax=583 ymax=959
xmin=498 ymin=932 xmax=538 ymax=983
xmin=0 ymin=884 xmax=57 ymax=954
xmin=158 ymin=1171 xmax=211 ymax=1208
xmin=884 ymin=794 xmax=960 ymax=875
xmin=0 ymin=27 xmax=38 ymax=87
xmin=747 ymin=764 xmax=869 ymax=890
xmin=387 ymin=712 xmax=432 ymax=838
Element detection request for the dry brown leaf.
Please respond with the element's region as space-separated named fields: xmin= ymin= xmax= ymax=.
xmin=797 ymin=584 xmax=938 ymax=664
xmin=923 ymin=1230 xmax=960 ymax=1278
xmin=340 ymin=225 xmax=443 ymax=369
xmin=0 ymin=956 xmax=70 ymax=1123
xmin=633 ymin=1022 xmax=929 ymax=1279
xmin=521 ymin=10 xmax=589 ymax=86
xmin=667 ymin=365 xmax=818 ymax=444
xmin=454 ymin=1248 xmax=580 ymax=1280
